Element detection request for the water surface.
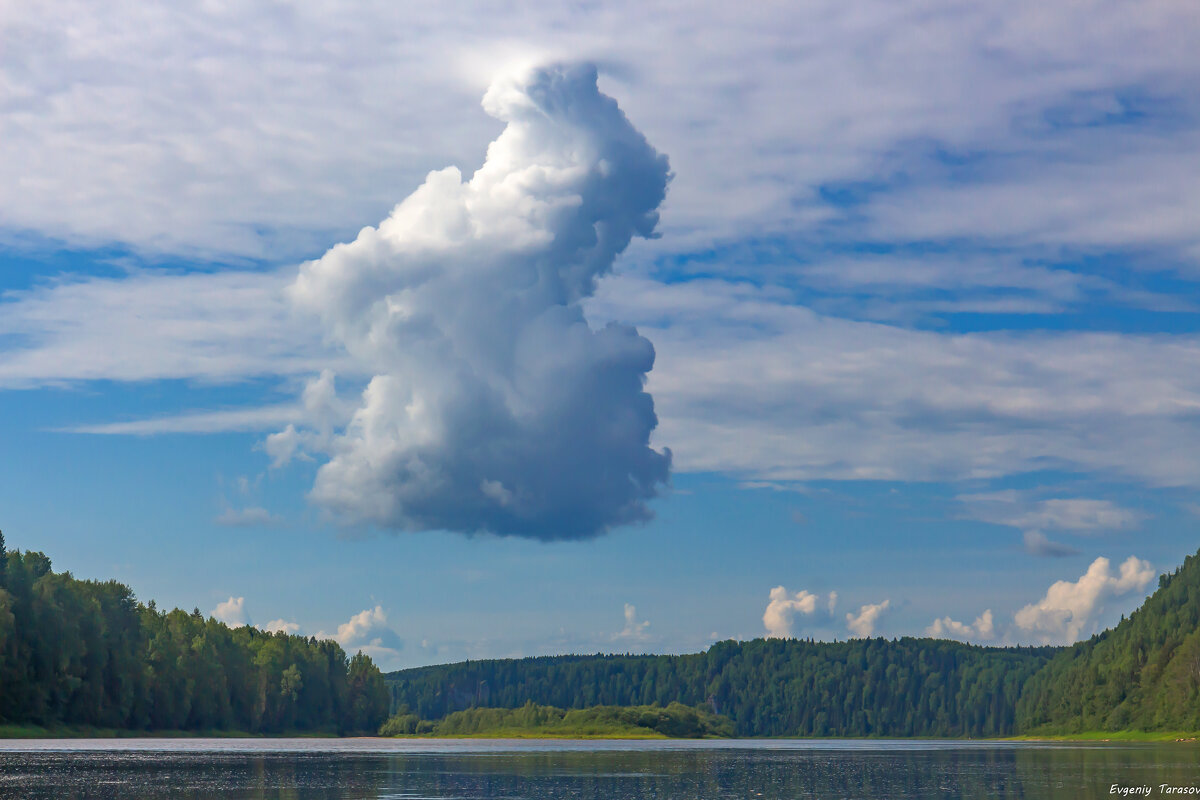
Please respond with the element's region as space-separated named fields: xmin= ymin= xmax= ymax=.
xmin=1 ymin=737 xmax=1197 ymax=799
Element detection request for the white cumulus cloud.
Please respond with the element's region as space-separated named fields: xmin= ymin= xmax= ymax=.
xmin=317 ymin=605 xmax=404 ymax=669
xmin=213 ymin=600 xmax=301 ymax=637
xmin=925 ymin=609 xmax=995 ymax=642
xmin=279 ymin=63 xmax=671 ymax=540
xmin=211 ymin=596 xmax=248 ymax=627
xmin=846 ymin=600 xmax=890 ymax=638
xmin=1014 ymin=556 xmax=1154 ymax=644
xmin=763 ymin=586 xmax=837 ymax=638
xmin=613 ymin=603 xmax=651 ymax=643
xmin=262 ymin=619 xmax=300 ymax=635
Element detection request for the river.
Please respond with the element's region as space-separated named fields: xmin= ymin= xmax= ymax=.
xmin=1 ymin=737 xmax=1197 ymax=798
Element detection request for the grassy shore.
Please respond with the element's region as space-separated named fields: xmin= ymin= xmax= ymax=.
xmin=379 ymin=702 xmax=734 ymax=739
xmin=5 ymin=721 xmax=1197 ymax=742
xmin=390 ymin=728 xmax=671 ymax=739
xmin=1006 ymin=731 xmax=1200 ymax=743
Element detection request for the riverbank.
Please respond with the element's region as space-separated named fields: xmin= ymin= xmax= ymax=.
xmin=1007 ymin=730 xmax=1200 ymax=743
xmin=0 ymin=723 xmax=342 ymax=739
xmin=379 ymin=702 xmax=734 ymax=739
xmin=387 ymin=729 xmax=671 ymax=739
xmin=5 ymin=722 xmax=1197 ymax=743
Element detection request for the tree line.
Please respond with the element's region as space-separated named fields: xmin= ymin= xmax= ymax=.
xmin=4 ymin=523 xmax=1197 ymax=738
xmin=386 ymin=547 xmax=1200 ymax=738
xmin=1016 ymin=548 xmax=1200 ymax=734
xmin=0 ymin=532 xmax=389 ymax=734
xmin=386 ymin=637 xmax=1059 ymax=737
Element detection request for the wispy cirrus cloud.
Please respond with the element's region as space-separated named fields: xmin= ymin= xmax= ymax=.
xmin=957 ymin=491 xmax=1144 ymax=557
xmin=2 ymin=1 xmax=1199 ymax=265
xmin=215 ymin=506 xmax=282 ymax=528
xmin=0 ymin=270 xmax=336 ymax=389
xmin=589 ymin=275 xmax=1200 ymax=488
xmin=1022 ymin=532 xmax=1081 ymax=559
xmin=13 ymin=267 xmax=1200 ymax=498
xmin=2 ymin=1 xmax=1200 ymax=559
xmin=66 ymin=404 xmax=304 ymax=436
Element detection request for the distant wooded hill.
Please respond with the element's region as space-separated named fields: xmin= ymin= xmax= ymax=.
xmin=2 ymin=524 xmax=1196 ymax=738
xmin=386 ymin=547 xmax=1200 ymax=737
xmin=1016 ymin=550 xmax=1200 ymax=734
xmin=0 ymin=531 xmax=390 ymax=735
xmin=387 ymin=639 xmax=1056 ymax=737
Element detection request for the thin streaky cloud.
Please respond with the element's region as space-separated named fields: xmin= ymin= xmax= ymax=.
xmin=1 ymin=2 xmax=1198 ymax=264
xmin=61 ymin=404 xmax=304 ymax=435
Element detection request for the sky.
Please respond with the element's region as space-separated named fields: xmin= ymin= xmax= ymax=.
xmin=3 ymin=0 xmax=1200 ymax=670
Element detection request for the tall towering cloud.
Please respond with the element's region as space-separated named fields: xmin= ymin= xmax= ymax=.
xmin=282 ymin=64 xmax=671 ymax=539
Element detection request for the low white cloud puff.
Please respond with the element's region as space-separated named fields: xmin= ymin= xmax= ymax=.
xmin=925 ymin=609 xmax=995 ymax=642
xmin=281 ymin=63 xmax=671 ymax=540
xmin=613 ymin=603 xmax=651 ymax=643
xmin=1014 ymin=555 xmax=1154 ymax=644
xmin=316 ymin=605 xmax=404 ymax=669
xmin=262 ymin=619 xmax=300 ymax=635
xmin=846 ymin=599 xmax=890 ymax=638
xmin=211 ymin=596 xmax=248 ymax=627
xmin=763 ymin=586 xmax=837 ymax=638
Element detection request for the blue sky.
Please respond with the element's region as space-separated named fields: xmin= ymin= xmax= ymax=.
xmin=3 ymin=2 xmax=1200 ymax=669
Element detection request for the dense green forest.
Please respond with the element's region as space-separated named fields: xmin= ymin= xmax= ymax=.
xmin=387 ymin=547 xmax=1200 ymax=738
xmin=4 ymin=523 xmax=1199 ymax=739
xmin=381 ymin=700 xmax=732 ymax=738
xmin=0 ymin=532 xmax=390 ymax=734
xmin=1016 ymin=549 xmax=1200 ymax=733
xmin=386 ymin=638 xmax=1058 ymax=737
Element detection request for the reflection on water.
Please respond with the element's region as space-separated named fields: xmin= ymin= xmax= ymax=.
xmin=0 ymin=739 xmax=1197 ymax=799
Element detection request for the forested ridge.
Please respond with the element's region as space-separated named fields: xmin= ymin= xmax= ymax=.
xmin=1016 ymin=549 xmax=1200 ymax=733
xmin=4 ymin=525 xmax=1198 ymax=739
xmin=387 ymin=639 xmax=1058 ymax=737
xmin=0 ymin=532 xmax=390 ymax=734
xmin=387 ymin=547 xmax=1200 ymax=737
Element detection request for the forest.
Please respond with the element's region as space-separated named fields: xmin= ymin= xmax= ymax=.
xmin=3 ymin=523 xmax=1198 ymax=739
xmin=386 ymin=545 xmax=1200 ymax=738
xmin=385 ymin=638 xmax=1057 ymax=737
xmin=0 ymin=531 xmax=390 ymax=734
xmin=1015 ymin=549 xmax=1200 ymax=734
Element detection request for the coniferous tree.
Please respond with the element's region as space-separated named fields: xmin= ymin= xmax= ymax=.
xmin=0 ymin=535 xmax=388 ymax=734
